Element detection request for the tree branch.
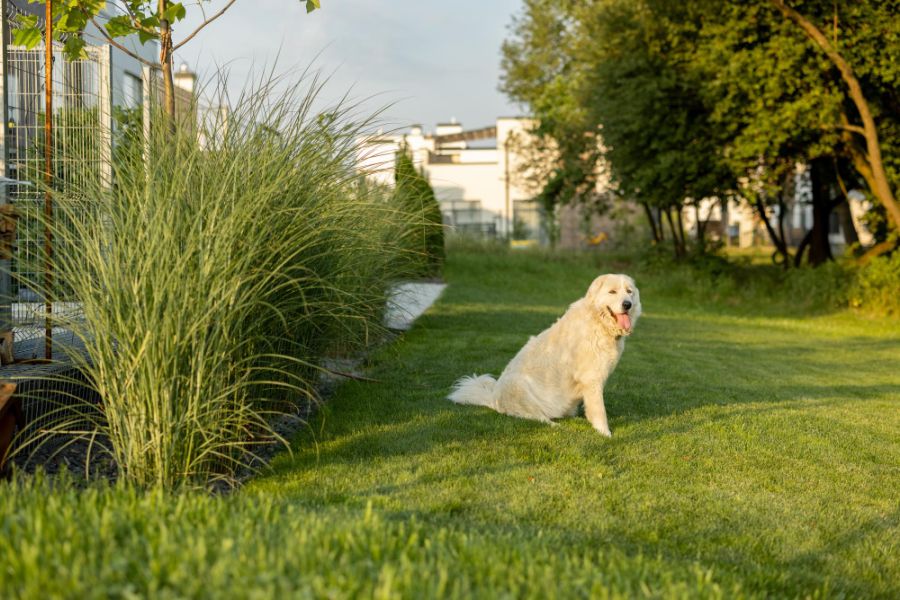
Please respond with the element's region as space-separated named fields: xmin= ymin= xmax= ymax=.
xmin=174 ymin=0 xmax=238 ymax=51
xmin=838 ymin=123 xmax=866 ymax=136
xmin=89 ymin=17 xmax=153 ymax=65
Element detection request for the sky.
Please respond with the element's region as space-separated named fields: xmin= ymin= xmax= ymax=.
xmin=175 ymin=0 xmax=524 ymax=132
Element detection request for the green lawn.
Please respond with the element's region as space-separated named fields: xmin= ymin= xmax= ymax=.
xmin=2 ymin=249 xmax=898 ymax=598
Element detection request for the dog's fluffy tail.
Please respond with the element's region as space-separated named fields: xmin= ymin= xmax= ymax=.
xmin=448 ymin=374 xmax=497 ymax=409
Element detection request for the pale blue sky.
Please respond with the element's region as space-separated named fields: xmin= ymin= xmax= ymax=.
xmin=176 ymin=0 xmax=524 ymax=130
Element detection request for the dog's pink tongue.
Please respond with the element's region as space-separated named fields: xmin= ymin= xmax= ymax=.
xmin=617 ymin=312 xmax=631 ymax=331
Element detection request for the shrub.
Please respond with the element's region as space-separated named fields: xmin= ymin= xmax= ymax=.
xmin=393 ymin=149 xmax=445 ymax=277
xmin=596 ymin=243 xmax=898 ymax=316
xmin=16 ymin=74 xmax=421 ymax=488
xmin=851 ymin=252 xmax=900 ymax=314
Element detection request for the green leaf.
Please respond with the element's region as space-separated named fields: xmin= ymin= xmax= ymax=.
xmin=138 ymin=29 xmax=160 ymax=45
xmin=306 ymin=0 xmax=321 ymax=14
xmin=140 ymin=15 xmax=160 ymax=29
xmin=62 ymin=36 xmax=89 ymax=61
xmin=13 ymin=12 xmax=38 ymax=31
xmin=57 ymin=9 xmax=90 ymax=33
xmin=163 ymin=3 xmax=187 ymax=23
xmin=12 ymin=26 xmax=42 ymax=49
xmin=105 ymin=15 xmax=137 ymax=38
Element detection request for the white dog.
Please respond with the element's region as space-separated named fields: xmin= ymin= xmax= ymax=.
xmin=448 ymin=274 xmax=641 ymax=436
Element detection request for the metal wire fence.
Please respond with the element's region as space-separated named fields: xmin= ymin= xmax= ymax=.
xmin=5 ymin=43 xmax=112 ymax=350
xmin=0 ymin=42 xmax=115 ymax=461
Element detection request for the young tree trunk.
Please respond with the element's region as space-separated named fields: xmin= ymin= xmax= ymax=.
xmin=695 ymin=203 xmax=706 ymax=248
xmin=664 ymin=206 xmax=685 ymax=258
xmin=159 ymin=1 xmax=176 ymax=126
xmin=753 ymin=196 xmax=791 ymax=267
xmin=776 ymin=197 xmax=789 ymax=255
xmin=641 ymin=202 xmax=661 ymax=243
xmin=806 ymin=157 xmax=835 ymax=267
xmin=674 ymin=205 xmax=687 ymax=252
xmin=794 ymin=229 xmax=812 ymax=267
xmin=43 ymin=0 xmax=53 ymax=360
xmin=834 ymin=200 xmax=859 ymax=247
xmin=655 ymin=207 xmax=665 ymax=241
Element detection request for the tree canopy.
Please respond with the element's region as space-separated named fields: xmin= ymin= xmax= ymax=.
xmin=500 ymin=0 xmax=900 ymax=263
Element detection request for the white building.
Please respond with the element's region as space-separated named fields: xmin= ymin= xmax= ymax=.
xmin=358 ymin=117 xmax=549 ymax=242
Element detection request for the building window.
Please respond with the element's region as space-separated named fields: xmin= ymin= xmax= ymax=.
xmin=122 ymin=73 xmax=142 ymax=109
xmin=442 ymin=199 xmax=498 ymax=237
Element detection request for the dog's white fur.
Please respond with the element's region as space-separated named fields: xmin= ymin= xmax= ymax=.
xmin=448 ymin=274 xmax=641 ymax=436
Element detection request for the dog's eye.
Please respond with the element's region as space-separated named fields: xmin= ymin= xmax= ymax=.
xmin=608 ymin=290 xmax=617 ymax=294
xmin=626 ymin=288 xmax=633 ymax=294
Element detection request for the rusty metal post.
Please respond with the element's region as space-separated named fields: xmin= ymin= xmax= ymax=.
xmin=43 ymin=0 xmax=52 ymax=360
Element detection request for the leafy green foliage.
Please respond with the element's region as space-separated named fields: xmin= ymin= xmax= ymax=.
xmin=12 ymin=0 xmax=106 ymax=59
xmin=393 ymin=149 xmax=445 ymax=277
xmin=11 ymin=14 xmax=41 ymax=48
xmin=850 ymin=251 xmax=900 ymax=313
xmin=500 ymin=0 xmax=900 ymax=256
xmin=581 ymin=1 xmax=733 ymax=208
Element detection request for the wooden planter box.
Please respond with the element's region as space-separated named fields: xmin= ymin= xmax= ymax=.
xmin=0 ymin=383 xmax=20 ymax=478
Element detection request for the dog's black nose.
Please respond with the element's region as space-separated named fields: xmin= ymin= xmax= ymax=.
xmin=622 ymin=300 xmax=632 ymax=311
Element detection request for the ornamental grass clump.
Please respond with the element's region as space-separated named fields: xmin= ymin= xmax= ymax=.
xmin=19 ymin=74 xmax=424 ymax=488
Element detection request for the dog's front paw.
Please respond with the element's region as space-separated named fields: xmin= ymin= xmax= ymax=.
xmin=592 ymin=423 xmax=612 ymax=437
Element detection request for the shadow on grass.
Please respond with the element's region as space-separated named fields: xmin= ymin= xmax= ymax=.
xmin=268 ymin=398 xmax=892 ymax=598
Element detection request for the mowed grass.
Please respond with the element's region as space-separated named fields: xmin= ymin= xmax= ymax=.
xmin=2 ymin=249 xmax=899 ymax=598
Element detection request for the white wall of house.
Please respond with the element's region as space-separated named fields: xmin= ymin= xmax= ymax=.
xmin=356 ymin=117 xmax=541 ymax=238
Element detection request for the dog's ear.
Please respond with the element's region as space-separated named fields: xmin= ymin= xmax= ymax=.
xmin=586 ymin=274 xmax=609 ymax=302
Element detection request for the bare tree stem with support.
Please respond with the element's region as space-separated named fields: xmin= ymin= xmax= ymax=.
xmin=771 ymin=0 xmax=900 ymax=236
xmin=158 ymin=0 xmax=175 ymax=129
xmin=84 ymin=0 xmax=242 ymax=123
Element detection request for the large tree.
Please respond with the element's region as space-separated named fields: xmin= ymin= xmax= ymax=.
xmin=770 ymin=0 xmax=900 ymax=242
xmin=500 ymin=0 xmax=899 ymax=264
xmin=500 ymin=0 xmax=605 ymax=245
xmin=579 ymin=0 xmax=735 ymax=257
xmin=697 ymin=0 xmax=899 ymax=264
xmin=696 ymin=0 xmax=845 ymax=265
xmin=501 ymin=0 xmax=736 ymax=257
